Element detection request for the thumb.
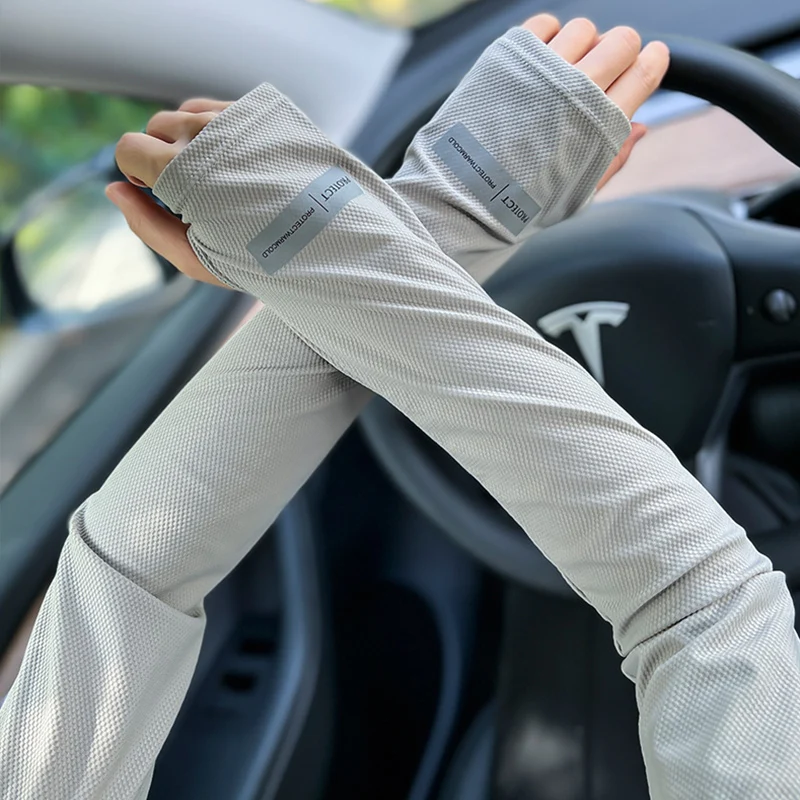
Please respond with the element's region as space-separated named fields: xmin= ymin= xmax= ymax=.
xmin=596 ymin=123 xmax=647 ymax=191
xmin=105 ymin=182 xmax=229 ymax=288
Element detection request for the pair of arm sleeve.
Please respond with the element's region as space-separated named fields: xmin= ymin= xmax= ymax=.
xmin=153 ymin=27 xmax=800 ymax=800
xmin=0 ymin=28 xmax=643 ymax=800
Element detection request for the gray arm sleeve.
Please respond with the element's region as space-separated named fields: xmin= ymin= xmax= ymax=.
xmin=152 ymin=63 xmax=800 ymax=800
xmin=0 ymin=28 xmax=635 ymax=800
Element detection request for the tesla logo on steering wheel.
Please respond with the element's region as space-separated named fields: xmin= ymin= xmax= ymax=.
xmin=536 ymin=302 xmax=630 ymax=386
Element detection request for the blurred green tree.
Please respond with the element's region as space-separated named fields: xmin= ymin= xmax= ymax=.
xmin=0 ymin=86 xmax=160 ymax=324
xmin=0 ymin=85 xmax=160 ymax=232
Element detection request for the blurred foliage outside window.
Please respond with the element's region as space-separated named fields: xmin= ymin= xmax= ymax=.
xmin=0 ymin=85 xmax=161 ymax=234
xmin=0 ymin=86 xmax=161 ymax=326
xmin=310 ymin=0 xmax=477 ymax=28
xmin=0 ymin=87 xmax=168 ymax=490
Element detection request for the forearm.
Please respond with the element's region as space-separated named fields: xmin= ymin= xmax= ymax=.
xmin=155 ymin=68 xmax=800 ymax=797
xmin=0 ymin=29 xmax=633 ymax=800
xmin=160 ymin=84 xmax=752 ymax=637
xmin=390 ymin=26 xmax=622 ymax=281
xmin=80 ymin=25 xmax=626 ymax=612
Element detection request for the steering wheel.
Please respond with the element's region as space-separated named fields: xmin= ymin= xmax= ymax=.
xmin=360 ymin=35 xmax=800 ymax=596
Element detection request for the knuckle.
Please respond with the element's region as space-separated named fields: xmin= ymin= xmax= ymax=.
xmin=178 ymin=97 xmax=205 ymax=112
xmin=115 ymin=132 xmax=138 ymax=162
xmin=649 ymin=40 xmax=671 ymax=73
xmin=186 ymin=111 xmax=216 ymax=137
xmin=145 ymin=110 xmax=173 ymax=133
xmin=116 ymin=131 xmax=137 ymax=150
xmin=570 ymin=17 xmax=597 ymax=38
xmin=528 ymin=12 xmax=559 ymax=27
xmin=615 ymin=25 xmax=642 ymax=54
xmin=633 ymin=57 xmax=659 ymax=92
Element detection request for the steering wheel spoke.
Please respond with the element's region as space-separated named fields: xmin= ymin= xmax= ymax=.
xmin=699 ymin=211 xmax=800 ymax=362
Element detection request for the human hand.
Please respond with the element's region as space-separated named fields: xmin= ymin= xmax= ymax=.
xmin=107 ymin=98 xmax=232 ymax=286
xmin=106 ymin=14 xmax=669 ymax=285
xmin=522 ymin=16 xmax=669 ymax=189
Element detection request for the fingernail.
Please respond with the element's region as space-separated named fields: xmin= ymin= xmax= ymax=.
xmin=104 ymin=184 xmax=119 ymax=206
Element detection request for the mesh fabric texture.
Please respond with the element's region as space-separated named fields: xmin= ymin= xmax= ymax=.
xmin=154 ymin=41 xmax=800 ymax=800
xmin=0 ymin=27 xmax=635 ymax=799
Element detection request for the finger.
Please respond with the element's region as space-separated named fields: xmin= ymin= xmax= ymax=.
xmin=521 ymin=13 xmax=561 ymax=43
xmin=178 ymin=97 xmax=233 ymax=114
xmin=605 ymin=41 xmax=670 ymax=118
xmin=575 ymin=26 xmax=642 ymax=90
xmin=145 ymin=110 xmax=217 ymax=143
xmin=547 ymin=17 xmax=599 ymax=64
xmin=105 ymin=181 xmax=227 ymax=287
xmin=115 ymin=132 xmax=179 ymax=189
xmin=596 ymin=123 xmax=647 ymax=190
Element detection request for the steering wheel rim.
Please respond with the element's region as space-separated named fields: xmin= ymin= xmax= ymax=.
xmin=650 ymin=34 xmax=800 ymax=167
xmin=360 ymin=35 xmax=800 ymax=596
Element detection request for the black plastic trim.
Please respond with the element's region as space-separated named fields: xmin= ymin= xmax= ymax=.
xmin=251 ymin=497 xmax=328 ymax=800
xmin=148 ymin=494 xmax=330 ymax=800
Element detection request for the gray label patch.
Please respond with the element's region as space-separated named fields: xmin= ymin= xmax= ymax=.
xmin=433 ymin=122 xmax=540 ymax=236
xmin=247 ymin=166 xmax=364 ymax=274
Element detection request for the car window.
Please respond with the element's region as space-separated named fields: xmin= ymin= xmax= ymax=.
xmin=0 ymin=86 xmax=187 ymax=493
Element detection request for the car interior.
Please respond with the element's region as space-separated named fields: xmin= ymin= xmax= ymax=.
xmin=1 ymin=0 xmax=799 ymax=798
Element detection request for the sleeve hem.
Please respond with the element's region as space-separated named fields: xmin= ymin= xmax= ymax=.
xmin=153 ymin=83 xmax=287 ymax=214
xmin=500 ymin=26 xmax=632 ymax=154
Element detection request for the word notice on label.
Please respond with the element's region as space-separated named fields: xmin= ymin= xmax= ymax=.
xmin=433 ymin=122 xmax=541 ymax=236
xmin=247 ymin=166 xmax=364 ymax=274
